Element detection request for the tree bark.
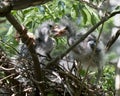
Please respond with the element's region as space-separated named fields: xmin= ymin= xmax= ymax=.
xmin=6 ymin=0 xmax=52 ymax=10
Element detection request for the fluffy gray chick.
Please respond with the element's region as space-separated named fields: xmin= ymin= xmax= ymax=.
xmin=54 ymin=17 xmax=105 ymax=82
xmin=35 ymin=20 xmax=56 ymax=61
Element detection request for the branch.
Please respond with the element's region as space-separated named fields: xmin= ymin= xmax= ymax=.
xmin=5 ymin=13 xmax=46 ymax=96
xmin=0 ymin=1 xmax=11 ymax=17
xmin=0 ymin=66 xmax=15 ymax=71
xmin=0 ymin=73 xmax=15 ymax=82
xmin=11 ymin=0 xmax=52 ymax=10
xmin=106 ymin=29 xmax=120 ymax=51
xmin=0 ymin=0 xmax=52 ymax=16
xmin=46 ymin=10 xmax=120 ymax=69
xmin=79 ymin=0 xmax=99 ymax=10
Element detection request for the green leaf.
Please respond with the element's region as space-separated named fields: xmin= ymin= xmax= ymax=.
xmin=6 ymin=26 xmax=13 ymax=36
xmin=58 ymin=1 xmax=65 ymax=11
xmin=90 ymin=13 xmax=96 ymax=25
xmin=90 ymin=12 xmax=99 ymax=25
xmin=81 ymin=9 xmax=87 ymax=24
xmin=115 ymin=6 xmax=120 ymax=10
xmin=38 ymin=6 xmax=45 ymax=14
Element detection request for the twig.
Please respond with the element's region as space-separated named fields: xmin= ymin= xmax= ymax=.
xmin=79 ymin=24 xmax=104 ymax=95
xmin=0 ymin=40 xmax=19 ymax=54
xmin=58 ymin=70 xmax=81 ymax=85
xmin=0 ymin=73 xmax=15 ymax=82
xmin=79 ymin=0 xmax=99 ymax=10
xmin=0 ymin=66 xmax=15 ymax=71
xmin=105 ymin=29 xmax=120 ymax=51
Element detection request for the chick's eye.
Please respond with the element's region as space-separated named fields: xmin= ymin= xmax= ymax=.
xmin=87 ymin=38 xmax=96 ymax=43
xmin=65 ymin=26 xmax=69 ymax=30
xmin=36 ymin=38 xmax=42 ymax=42
xmin=49 ymin=24 xmax=53 ymax=28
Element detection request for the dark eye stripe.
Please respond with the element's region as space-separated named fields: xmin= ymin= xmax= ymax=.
xmin=87 ymin=38 xmax=96 ymax=43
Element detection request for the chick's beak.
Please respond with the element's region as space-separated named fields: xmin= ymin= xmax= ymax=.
xmin=52 ymin=25 xmax=66 ymax=37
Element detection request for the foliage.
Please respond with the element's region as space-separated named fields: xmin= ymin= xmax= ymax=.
xmin=0 ymin=0 xmax=119 ymax=95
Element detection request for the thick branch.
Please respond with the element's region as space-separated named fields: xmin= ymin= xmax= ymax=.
xmin=5 ymin=13 xmax=45 ymax=96
xmin=5 ymin=0 xmax=52 ymax=10
xmin=0 ymin=0 xmax=52 ymax=16
xmin=46 ymin=10 xmax=120 ymax=69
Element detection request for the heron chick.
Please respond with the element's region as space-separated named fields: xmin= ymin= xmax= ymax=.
xmin=54 ymin=17 xmax=105 ymax=82
xmin=18 ymin=20 xmax=56 ymax=66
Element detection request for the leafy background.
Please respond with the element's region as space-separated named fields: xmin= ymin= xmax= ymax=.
xmin=1 ymin=0 xmax=120 ymax=95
